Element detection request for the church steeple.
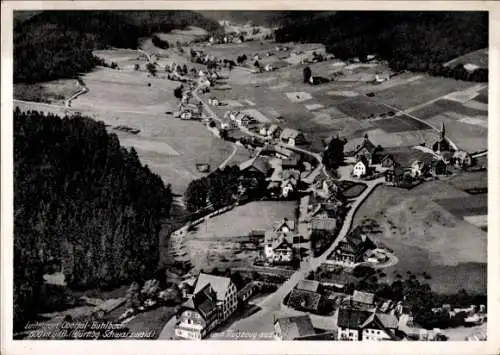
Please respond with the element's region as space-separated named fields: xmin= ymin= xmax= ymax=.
xmin=440 ymin=122 xmax=445 ymax=140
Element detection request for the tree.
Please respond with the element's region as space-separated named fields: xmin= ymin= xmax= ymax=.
xmin=134 ymin=64 xmax=140 ymax=71
xmin=322 ymin=136 xmax=346 ymax=169
xmin=146 ymin=63 xmax=157 ymax=77
xmin=126 ymin=282 xmax=141 ymax=309
xmin=173 ymin=86 xmax=183 ymax=99
xmin=303 ymin=66 xmax=312 ymax=83
xmin=254 ymin=60 xmax=260 ymax=68
xmin=141 ymin=279 xmax=160 ymax=300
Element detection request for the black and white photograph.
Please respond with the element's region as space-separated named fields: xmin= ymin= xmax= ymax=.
xmin=1 ymin=1 xmax=499 ymax=354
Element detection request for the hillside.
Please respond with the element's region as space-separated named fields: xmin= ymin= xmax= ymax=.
xmin=13 ymin=108 xmax=173 ymax=331
xmin=199 ymin=11 xmax=335 ymax=27
xmin=14 ymin=11 xmax=220 ymax=83
xmin=275 ymin=11 xmax=488 ymax=81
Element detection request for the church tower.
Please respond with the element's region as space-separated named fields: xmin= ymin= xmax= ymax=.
xmin=440 ymin=122 xmax=445 ymax=140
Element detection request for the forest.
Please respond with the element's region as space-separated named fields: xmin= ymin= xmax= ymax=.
xmin=14 ymin=10 xmax=221 ymax=83
xmin=275 ymin=12 xmax=488 ymax=81
xmin=13 ymin=108 xmax=172 ymax=331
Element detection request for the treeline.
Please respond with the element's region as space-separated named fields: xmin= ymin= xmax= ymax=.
xmin=152 ymin=35 xmax=170 ymax=49
xmin=275 ymin=12 xmax=488 ymax=81
xmin=14 ymin=11 xmax=220 ymax=83
xmin=184 ymin=166 xmax=241 ymax=213
xmin=14 ymin=108 xmax=172 ymax=330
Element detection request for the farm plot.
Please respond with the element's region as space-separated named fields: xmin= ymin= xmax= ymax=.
xmin=435 ymin=195 xmax=487 ymax=219
xmin=372 ymin=114 xmax=430 ymax=133
xmin=336 ymin=96 xmax=392 ymax=120
xmin=351 ymin=182 xmax=487 ymax=294
xmin=411 ymin=99 xmax=487 ymax=120
xmin=350 ymin=128 xmax=439 ymax=149
xmin=155 ymin=26 xmax=207 ymax=43
xmin=374 ymin=76 xmax=476 ymax=110
xmin=444 ymin=171 xmax=488 ymax=192
xmin=474 ymin=87 xmax=488 ymax=104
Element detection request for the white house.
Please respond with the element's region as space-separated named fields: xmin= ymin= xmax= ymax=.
xmin=208 ymin=97 xmax=219 ymax=106
xmin=375 ymin=73 xmax=390 ymax=83
xmin=410 ymin=160 xmax=426 ymax=178
xmin=337 ymin=308 xmax=399 ymax=341
xmin=264 ymin=232 xmax=294 ymax=264
xmin=352 ymin=157 xmax=369 ymax=178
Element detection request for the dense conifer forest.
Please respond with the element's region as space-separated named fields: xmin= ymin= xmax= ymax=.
xmin=275 ymin=12 xmax=488 ymax=81
xmin=13 ymin=108 xmax=172 ymax=330
xmin=14 ymin=11 xmax=221 ymax=83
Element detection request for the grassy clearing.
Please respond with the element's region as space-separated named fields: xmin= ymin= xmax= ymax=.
xmin=412 ymin=99 xmax=487 ymax=120
xmin=444 ymin=171 xmax=488 ymax=192
xmin=14 ymin=79 xmax=79 ymax=104
xmin=374 ymin=76 xmax=476 ymax=110
xmin=373 ymin=115 xmax=430 ymax=133
xmin=338 ymin=181 xmax=367 ymax=198
xmin=351 ymin=183 xmax=486 ymax=294
xmin=436 ymin=194 xmax=487 ymax=218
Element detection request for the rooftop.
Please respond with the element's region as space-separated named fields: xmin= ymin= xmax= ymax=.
xmin=275 ymin=315 xmax=315 ymax=340
xmin=296 ymin=279 xmax=321 ymax=293
xmin=352 ymin=290 xmax=375 ymax=305
xmin=194 ymin=273 xmax=232 ymax=302
xmin=280 ymin=128 xmax=302 ymax=140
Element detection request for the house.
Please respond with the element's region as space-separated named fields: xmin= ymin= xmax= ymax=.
xmin=410 ymin=160 xmax=428 ymax=178
xmin=273 ymin=218 xmax=296 ymax=232
xmin=239 ymin=156 xmax=272 ymax=181
xmin=287 ymin=281 xmax=326 ymax=314
xmin=274 ymin=315 xmax=316 ymax=340
xmin=262 ymin=144 xmax=294 ymax=159
xmin=375 ymin=73 xmax=390 ymax=83
xmin=453 ymin=150 xmax=472 ymax=168
xmin=429 ymin=159 xmax=447 ymax=176
xmin=352 ymin=156 xmax=370 ymax=178
xmin=385 ymin=166 xmax=406 ymax=186
xmin=260 ymin=124 xmax=280 ymax=139
xmin=380 ymin=154 xmax=398 ymax=169
xmin=208 ymin=97 xmax=219 ymax=106
xmin=264 ymin=231 xmax=294 ymax=264
xmin=174 ymin=284 xmax=219 ymax=339
xmin=193 ymin=273 xmax=238 ymax=321
xmin=280 ymin=170 xmax=300 ymax=198
xmin=280 ymin=128 xmax=306 ymax=146
xmin=352 ymin=290 xmax=375 ymax=307
xmin=331 ymin=228 xmax=376 ymax=265
xmin=337 ymin=308 xmax=399 ymax=341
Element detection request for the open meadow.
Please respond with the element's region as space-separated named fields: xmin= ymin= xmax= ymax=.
xmin=351 ymin=180 xmax=487 ymax=295
xmin=68 ymin=64 xmax=246 ymax=193
xmin=180 ymin=201 xmax=298 ymax=271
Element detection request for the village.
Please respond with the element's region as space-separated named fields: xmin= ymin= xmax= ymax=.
xmin=19 ymin=16 xmax=488 ymax=343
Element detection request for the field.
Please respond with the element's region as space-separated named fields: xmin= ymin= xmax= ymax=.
xmin=178 ymin=201 xmax=297 ymax=272
xmin=351 ymin=180 xmax=487 ymax=294
xmin=67 ymin=64 xmax=246 ymax=193
xmin=436 ymin=194 xmax=487 ymax=218
xmin=443 ymin=48 xmax=488 ymax=69
xmin=14 ymin=79 xmax=80 ymax=104
xmin=373 ymin=76 xmax=477 ymax=110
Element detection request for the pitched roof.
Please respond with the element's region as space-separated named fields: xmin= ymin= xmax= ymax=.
xmin=239 ymin=156 xmax=271 ymax=175
xmin=311 ymin=217 xmax=337 ymax=231
xmin=273 ymin=218 xmax=295 ymax=231
xmin=194 ymin=273 xmax=232 ymax=301
xmin=287 ymin=289 xmax=323 ymax=312
xmin=355 ymin=155 xmax=369 ymax=167
xmin=337 ymin=308 xmax=371 ymax=328
xmin=352 ymin=290 xmax=375 ymax=305
xmin=264 ymin=231 xmax=294 ymax=245
xmin=375 ymin=313 xmax=398 ymax=329
xmin=271 ymin=238 xmax=293 ymax=250
xmin=296 ymin=279 xmax=321 ymax=293
xmin=280 ymin=128 xmax=301 ymax=140
xmin=275 ymin=315 xmax=315 ymax=340
xmin=336 ymin=240 xmax=358 ymax=254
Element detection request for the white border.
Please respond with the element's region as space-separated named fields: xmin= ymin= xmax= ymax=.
xmin=2 ymin=2 xmax=499 ymax=355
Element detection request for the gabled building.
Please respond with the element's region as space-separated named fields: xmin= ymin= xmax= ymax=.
xmin=432 ymin=123 xmax=452 ymax=154
xmin=337 ymin=308 xmax=399 ymax=341
xmin=264 ymin=232 xmax=294 ymax=264
xmin=274 ymin=315 xmax=316 ymax=340
xmin=280 ymin=128 xmax=306 ymax=146
xmin=175 ymin=273 xmax=238 ymax=339
xmin=331 ymin=228 xmax=376 ymax=266
xmin=175 ymin=284 xmax=219 ymax=340
xmin=352 ymin=155 xmax=370 ymax=178
xmin=348 ymin=133 xmax=380 ymax=165
xmin=287 ymin=280 xmax=326 ymax=314
xmin=239 ymin=156 xmax=272 ymax=181
xmin=351 ymin=290 xmax=375 ymax=308
xmin=273 ymin=218 xmax=296 ymax=233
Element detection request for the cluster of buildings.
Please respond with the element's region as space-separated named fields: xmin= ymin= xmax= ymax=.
xmin=348 ymin=126 xmax=471 ymax=184
xmin=328 ymin=227 xmax=377 ymax=267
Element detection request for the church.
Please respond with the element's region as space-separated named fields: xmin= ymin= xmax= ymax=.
xmin=432 ymin=122 xmax=452 ymax=154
